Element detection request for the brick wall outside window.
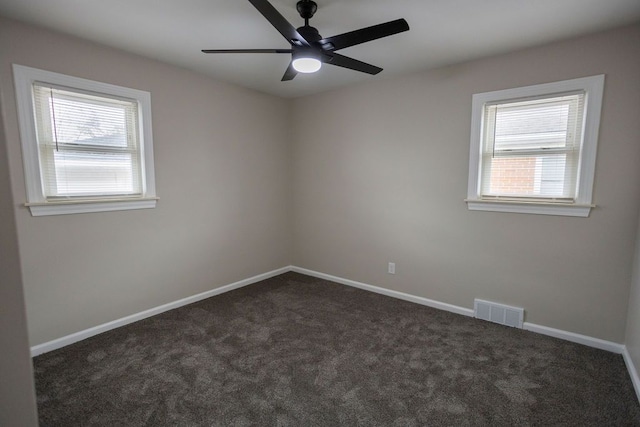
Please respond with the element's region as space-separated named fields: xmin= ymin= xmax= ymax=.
xmin=489 ymin=157 xmax=537 ymax=195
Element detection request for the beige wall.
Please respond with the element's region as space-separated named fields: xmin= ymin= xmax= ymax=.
xmin=0 ymin=91 xmax=38 ymax=424
xmin=0 ymin=17 xmax=292 ymax=346
xmin=626 ymin=207 xmax=640 ymax=380
xmin=292 ymin=24 xmax=640 ymax=343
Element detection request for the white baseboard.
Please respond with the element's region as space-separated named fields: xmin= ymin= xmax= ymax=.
xmin=623 ymin=346 xmax=640 ymax=402
xmin=290 ymin=266 xmax=474 ymax=317
xmin=30 ymin=266 xmax=291 ymax=356
xmin=522 ymin=322 xmax=624 ymax=354
xmin=291 ymin=266 xmax=626 ymax=354
xmin=32 ymin=264 xmax=633 ymax=402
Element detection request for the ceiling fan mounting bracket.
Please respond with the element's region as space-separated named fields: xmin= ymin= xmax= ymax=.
xmin=296 ymin=0 xmax=318 ymax=21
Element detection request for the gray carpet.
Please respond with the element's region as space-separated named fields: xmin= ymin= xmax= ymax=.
xmin=34 ymin=272 xmax=640 ymax=426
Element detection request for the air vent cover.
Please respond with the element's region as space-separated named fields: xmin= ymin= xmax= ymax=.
xmin=474 ymin=299 xmax=524 ymax=328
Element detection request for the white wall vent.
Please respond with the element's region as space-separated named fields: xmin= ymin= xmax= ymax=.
xmin=474 ymin=299 xmax=524 ymax=329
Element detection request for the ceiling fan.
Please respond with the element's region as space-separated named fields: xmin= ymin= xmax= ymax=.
xmin=202 ymin=0 xmax=410 ymax=81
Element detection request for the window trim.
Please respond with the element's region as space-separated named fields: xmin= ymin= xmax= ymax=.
xmin=466 ymin=75 xmax=604 ymax=217
xmin=13 ymin=64 xmax=157 ymax=216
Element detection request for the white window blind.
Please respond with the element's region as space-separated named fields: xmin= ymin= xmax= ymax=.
xmin=480 ymin=93 xmax=585 ymax=201
xmin=32 ymin=83 xmax=143 ymax=199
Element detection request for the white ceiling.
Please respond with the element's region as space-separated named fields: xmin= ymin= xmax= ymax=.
xmin=1 ymin=0 xmax=639 ymax=98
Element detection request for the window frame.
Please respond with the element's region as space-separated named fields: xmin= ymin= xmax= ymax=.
xmin=13 ymin=64 xmax=157 ymax=216
xmin=466 ymin=75 xmax=605 ymax=217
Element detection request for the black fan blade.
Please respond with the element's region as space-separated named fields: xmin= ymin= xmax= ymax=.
xmin=323 ymin=52 xmax=382 ymax=75
xmin=248 ymin=0 xmax=310 ymax=47
xmin=281 ymin=62 xmax=298 ymax=81
xmin=318 ymin=19 xmax=409 ymax=51
xmin=202 ymin=49 xmax=292 ymax=54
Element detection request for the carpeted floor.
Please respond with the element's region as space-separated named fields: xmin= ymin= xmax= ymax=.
xmin=34 ymin=272 xmax=640 ymax=426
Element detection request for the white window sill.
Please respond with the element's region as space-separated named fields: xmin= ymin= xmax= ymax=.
xmin=26 ymin=197 xmax=158 ymax=217
xmin=465 ymin=199 xmax=593 ymax=217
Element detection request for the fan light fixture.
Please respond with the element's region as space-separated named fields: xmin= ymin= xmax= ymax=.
xmin=292 ymin=57 xmax=321 ymax=73
xmin=292 ymin=48 xmax=322 ymax=73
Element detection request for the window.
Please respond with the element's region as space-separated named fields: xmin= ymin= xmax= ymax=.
xmin=13 ymin=64 xmax=157 ymax=216
xmin=466 ymin=75 xmax=604 ymax=217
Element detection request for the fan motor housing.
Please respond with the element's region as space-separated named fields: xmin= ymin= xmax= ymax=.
xmin=297 ymin=25 xmax=322 ymax=43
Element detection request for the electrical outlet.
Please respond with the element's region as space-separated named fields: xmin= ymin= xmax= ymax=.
xmin=388 ymin=262 xmax=396 ymax=274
